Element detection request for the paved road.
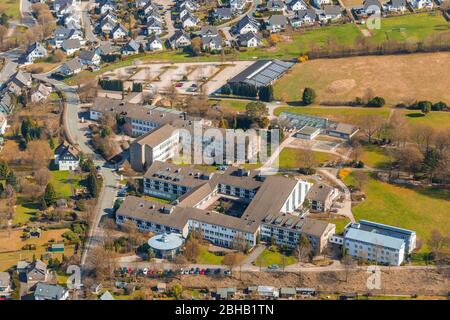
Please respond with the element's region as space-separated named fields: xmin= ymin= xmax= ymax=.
xmin=0 ymin=48 xmax=23 ymax=86
xmin=154 ymin=0 xmax=176 ymax=40
xmin=33 ymin=72 xmax=120 ymax=268
xmin=81 ymin=0 xmax=100 ymax=43
xmin=217 ymin=0 xmax=260 ymax=29
xmin=20 ymin=0 xmax=37 ymax=27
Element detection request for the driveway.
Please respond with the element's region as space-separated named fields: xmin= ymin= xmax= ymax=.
xmin=81 ymin=1 xmax=100 ymax=43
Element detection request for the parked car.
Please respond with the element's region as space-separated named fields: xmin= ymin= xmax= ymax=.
xmin=175 ymin=82 xmax=183 ymax=88
xmin=268 ymin=264 xmax=280 ymax=271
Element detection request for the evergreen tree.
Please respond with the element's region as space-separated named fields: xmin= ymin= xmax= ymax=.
xmin=6 ymin=170 xmax=18 ymax=189
xmin=0 ymin=160 xmax=9 ymax=179
xmin=302 ymin=87 xmax=316 ymax=105
xmin=87 ymin=170 xmax=100 ymax=198
xmin=44 ymin=183 xmax=57 ymax=207
xmin=40 ymin=196 xmax=48 ymax=210
xmin=259 ymin=85 xmax=274 ymax=102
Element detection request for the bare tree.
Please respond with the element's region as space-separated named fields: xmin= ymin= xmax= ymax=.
xmin=359 ymin=115 xmax=385 ymax=143
xmin=341 ymin=255 xmax=356 ymax=283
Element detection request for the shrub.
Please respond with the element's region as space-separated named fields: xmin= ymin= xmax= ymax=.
xmin=432 ymin=101 xmax=447 ymax=111
xmin=367 ymin=96 xmax=385 ymax=108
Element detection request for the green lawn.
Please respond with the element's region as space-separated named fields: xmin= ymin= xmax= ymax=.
xmin=330 ymin=217 xmax=351 ymax=234
xmin=344 ymin=172 xmax=450 ymax=253
xmin=0 ymin=0 xmax=20 ymax=20
xmin=209 ymin=99 xmax=249 ymax=113
xmin=274 ymin=106 xmax=391 ymax=124
xmin=360 ymin=144 xmax=391 ymax=169
xmin=50 ymin=170 xmax=85 ymax=199
xmin=143 ymin=195 xmax=171 ymax=204
xmin=402 ymin=111 xmax=450 ymax=130
xmin=195 ymin=245 xmax=225 ymax=265
xmin=254 ymin=248 xmax=297 ymax=267
xmin=277 ymin=147 xmax=334 ymax=168
xmin=367 ymin=12 xmax=449 ymax=43
xmin=13 ymin=198 xmax=40 ymax=224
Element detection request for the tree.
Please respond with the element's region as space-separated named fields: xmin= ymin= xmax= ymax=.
xmin=302 ymin=87 xmax=316 ymax=105
xmin=341 ymin=255 xmax=355 ymax=283
xmin=222 ymin=252 xmax=244 ymax=277
xmin=218 ymin=118 xmax=228 ymax=129
xmin=190 ymin=37 xmax=202 ymax=56
xmin=299 ymin=146 xmax=316 ymax=172
xmin=171 ymin=284 xmax=183 ymax=299
xmin=87 ymin=169 xmax=100 ymax=198
xmin=259 ymin=85 xmax=274 ymax=102
xmin=359 ymin=115 xmax=385 ymax=143
xmin=43 ymin=183 xmax=57 ymax=206
xmin=420 ymin=101 xmax=432 ymax=115
xmin=0 ymin=160 xmax=9 ymax=179
xmin=183 ymin=235 xmax=200 ymax=262
xmin=432 ymin=101 xmax=447 ymax=111
xmin=6 ymin=170 xmax=18 ymax=190
xmin=294 ymin=235 xmax=313 ymax=285
xmin=34 ymin=168 xmax=51 ymax=187
xmin=367 ymin=96 xmax=385 ymax=108
xmin=27 ymin=140 xmax=52 ymax=170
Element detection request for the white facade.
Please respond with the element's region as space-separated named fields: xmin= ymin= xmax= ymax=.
xmin=344 ymin=237 xmax=405 ymax=266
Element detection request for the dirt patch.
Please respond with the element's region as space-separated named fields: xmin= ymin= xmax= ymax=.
xmin=160 ymin=268 xmax=450 ymax=296
xmin=327 ymin=79 xmax=357 ymax=94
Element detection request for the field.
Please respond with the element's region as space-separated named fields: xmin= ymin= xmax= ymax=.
xmin=274 ymin=52 xmax=450 ymax=105
xmin=344 ymin=172 xmax=450 ymax=253
xmin=360 ymin=144 xmax=390 ymax=169
xmin=209 ymin=99 xmax=248 ymax=113
xmin=0 ymin=0 xmax=20 ymax=20
xmin=402 ymin=110 xmax=450 ymax=130
xmin=277 ymin=148 xmax=334 ymax=168
xmin=254 ymin=248 xmax=297 ymax=267
xmin=366 ymin=12 xmax=450 ymax=43
xmin=0 ymin=228 xmax=73 ymax=271
xmin=274 ymin=106 xmax=390 ymax=124
xmin=195 ymin=245 xmax=225 ymax=265
xmin=50 ymin=170 xmax=85 ymax=199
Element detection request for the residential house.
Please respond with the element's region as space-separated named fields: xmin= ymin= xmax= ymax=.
xmin=179 ymin=7 xmax=193 ymax=20
xmin=121 ymin=39 xmax=141 ymax=56
xmin=306 ymin=183 xmax=339 ymax=212
xmin=292 ymin=9 xmax=317 ymax=26
xmin=178 ymin=0 xmax=198 ymax=12
xmin=6 ymin=71 xmax=32 ymax=95
xmin=267 ymin=14 xmax=288 ymax=33
xmin=143 ymin=1 xmax=159 ymax=15
xmin=96 ymin=43 xmax=119 ymax=57
xmin=60 ymin=58 xmax=83 ymax=76
xmin=99 ymin=0 xmax=116 ymax=15
xmin=363 ymin=0 xmax=382 ymax=15
xmin=168 ymin=30 xmax=191 ymax=49
xmin=23 ymin=260 xmax=49 ymax=286
xmin=79 ymin=49 xmax=101 ymax=66
xmin=383 ymin=0 xmax=407 ymax=11
xmin=34 ymin=283 xmax=69 ymax=300
xmin=202 ymin=35 xmax=223 ymax=51
xmin=99 ymin=16 xmax=117 ymax=34
xmin=53 ymin=27 xmax=84 ymax=48
xmin=231 ymin=15 xmax=260 ymax=35
xmin=320 ymin=5 xmax=343 ymax=21
xmin=145 ymin=18 xmax=163 ymax=35
xmin=63 ymin=12 xmax=82 ymax=30
xmin=20 ymin=42 xmax=48 ymax=65
xmin=288 ymin=0 xmax=308 ymax=11
xmin=215 ymin=287 xmax=236 ymax=300
xmin=312 ymin=0 xmax=332 ymax=8
xmin=200 ymin=26 xmax=219 ymax=38
xmin=181 ymin=13 xmax=199 ymax=29
xmin=62 ymin=39 xmax=82 ymax=55
xmin=54 ymin=141 xmax=80 ymax=170
xmin=266 ymin=0 xmax=286 ymax=12
xmin=147 ymin=34 xmax=163 ymax=51
xmin=214 ymin=7 xmax=233 ymax=21
xmin=110 ymin=24 xmax=129 ymax=39
xmin=16 ymin=261 xmax=30 ymax=274
xmin=238 ymin=32 xmax=262 ymax=47
xmin=279 ymin=287 xmax=296 ymax=299
xmin=230 ymin=0 xmax=246 ymax=12
xmin=30 ymin=84 xmax=52 ymax=103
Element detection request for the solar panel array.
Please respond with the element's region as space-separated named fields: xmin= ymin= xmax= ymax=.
xmin=280 ymin=112 xmax=329 ymax=129
xmin=243 ymin=60 xmax=294 ymax=87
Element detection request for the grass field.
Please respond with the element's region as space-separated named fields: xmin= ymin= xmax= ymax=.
xmin=195 ymin=245 xmax=225 ymax=265
xmin=274 ymin=106 xmax=391 ymax=124
xmin=344 ymin=172 xmax=450 ymax=253
xmin=0 ymin=0 xmax=20 ymax=20
xmin=209 ymin=99 xmax=248 ymax=113
xmin=254 ymin=248 xmax=297 ymax=267
xmin=50 ymin=170 xmax=85 ymax=199
xmin=13 ymin=198 xmax=40 ymax=224
xmin=277 ymin=147 xmax=334 ymax=168
xmin=274 ymin=52 xmax=450 ymax=105
xmin=402 ymin=110 xmax=450 ymax=130
xmin=367 ymin=12 xmax=450 ymax=43
xmin=360 ymin=144 xmax=390 ymax=169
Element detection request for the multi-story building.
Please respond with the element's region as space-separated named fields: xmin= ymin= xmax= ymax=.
xmin=116 ymin=165 xmax=324 ymax=252
xmin=330 ymin=221 xmax=416 ymax=266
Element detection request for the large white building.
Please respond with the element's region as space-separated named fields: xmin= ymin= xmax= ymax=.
xmin=331 ymin=220 xmax=417 ymax=266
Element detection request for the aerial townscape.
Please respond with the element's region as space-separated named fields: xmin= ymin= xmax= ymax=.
xmin=0 ymin=0 xmax=448 ymax=304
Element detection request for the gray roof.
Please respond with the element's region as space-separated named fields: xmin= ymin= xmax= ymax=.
xmin=306 ymin=183 xmax=335 ymax=202
xmin=79 ymin=49 xmax=98 ymax=61
xmin=200 ymin=26 xmax=219 ymax=37
xmin=100 ymin=291 xmax=115 ymax=300
xmin=215 ymin=7 xmax=232 ymax=18
xmin=389 ymin=0 xmax=406 ymax=7
xmin=323 ymin=5 xmax=342 ymax=16
xmin=228 ymin=59 xmax=294 ymax=87
xmin=364 ymin=0 xmax=382 ymax=10
xmin=62 ymin=58 xmax=83 ymax=72
xmin=133 ymin=124 xmax=176 ymax=147
xmin=297 ymin=9 xmax=317 ymax=20
xmin=34 ymin=283 xmax=67 ymax=300
xmin=62 ymin=38 xmax=81 ymax=50
xmin=345 ymin=228 xmax=405 ymax=250
xmin=0 ymin=272 xmax=10 ymax=287
xmin=122 ymin=39 xmax=141 ymax=52
xmin=268 ymin=15 xmax=288 ymax=26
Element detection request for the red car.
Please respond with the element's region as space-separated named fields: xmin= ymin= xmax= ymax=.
xmin=200 ymin=269 xmax=206 ymax=275
xmin=175 ymin=82 xmax=183 ymax=88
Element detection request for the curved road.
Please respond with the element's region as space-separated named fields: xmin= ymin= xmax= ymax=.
xmin=33 ymin=73 xmax=120 ymax=268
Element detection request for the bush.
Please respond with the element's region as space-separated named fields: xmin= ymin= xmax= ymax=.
xmin=367 ymin=97 xmax=385 ymax=108
xmin=432 ymin=101 xmax=447 ymax=111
